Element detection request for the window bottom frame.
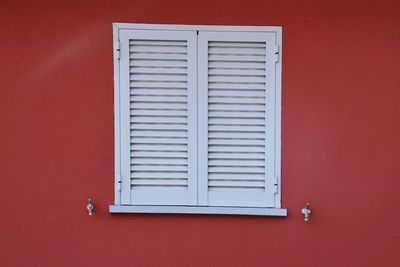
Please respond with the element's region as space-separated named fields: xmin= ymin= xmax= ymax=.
xmin=109 ymin=205 xmax=287 ymax=216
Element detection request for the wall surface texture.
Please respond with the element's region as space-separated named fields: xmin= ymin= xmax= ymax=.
xmin=1 ymin=0 xmax=400 ymax=266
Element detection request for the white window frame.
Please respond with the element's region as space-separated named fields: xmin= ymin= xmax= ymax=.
xmin=110 ymin=23 xmax=286 ymax=216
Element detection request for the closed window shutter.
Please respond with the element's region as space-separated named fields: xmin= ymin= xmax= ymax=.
xmin=119 ymin=30 xmax=198 ymax=205
xmin=198 ymin=31 xmax=277 ymax=207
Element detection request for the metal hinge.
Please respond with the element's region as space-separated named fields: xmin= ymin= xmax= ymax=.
xmin=273 ymin=176 xmax=279 ymax=194
xmin=116 ymin=40 xmax=120 ymax=60
xmin=275 ymin=44 xmax=279 ymax=63
xmin=115 ymin=173 xmax=122 ymax=191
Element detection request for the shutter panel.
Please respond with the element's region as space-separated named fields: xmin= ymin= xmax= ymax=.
xmin=119 ymin=30 xmax=197 ymax=205
xmin=198 ymin=31 xmax=277 ymax=207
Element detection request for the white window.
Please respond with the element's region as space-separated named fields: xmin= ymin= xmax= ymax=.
xmin=110 ymin=23 xmax=286 ymax=216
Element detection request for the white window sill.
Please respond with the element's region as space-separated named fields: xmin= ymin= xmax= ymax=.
xmin=109 ymin=205 xmax=287 ymax=216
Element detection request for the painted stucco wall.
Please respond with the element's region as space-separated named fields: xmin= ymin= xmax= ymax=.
xmin=1 ymin=0 xmax=399 ymax=266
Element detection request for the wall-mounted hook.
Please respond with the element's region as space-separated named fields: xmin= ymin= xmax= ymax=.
xmin=87 ymin=198 xmax=94 ymax=216
xmin=301 ymin=203 xmax=311 ymax=221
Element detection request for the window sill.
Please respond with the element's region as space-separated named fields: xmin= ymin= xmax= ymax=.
xmin=109 ymin=205 xmax=287 ymax=216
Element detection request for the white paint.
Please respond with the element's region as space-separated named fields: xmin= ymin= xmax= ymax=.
xmin=118 ymin=29 xmax=198 ymax=206
xmin=113 ymin=23 xmax=284 ymax=215
xmin=113 ymin=23 xmax=282 ymax=33
xmin=197 ymin=31 xmax=277 ymax=208
xmin=113 ymin=24 xmax=121 ymax=205
xmin=109 ymin=205 xmax=287 ymax=216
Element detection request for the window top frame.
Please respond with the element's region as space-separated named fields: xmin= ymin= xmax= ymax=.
xmin=113 ymin=22 xmax=282 ymax=33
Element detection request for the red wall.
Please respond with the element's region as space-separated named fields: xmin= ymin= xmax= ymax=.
xmin=1 ymin=0 xmax=400 ymax=266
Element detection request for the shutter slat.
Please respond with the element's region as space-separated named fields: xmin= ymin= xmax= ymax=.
xmin=208 ymin=75 xmax=265 ymax=83
xmin=130 ymin=88 xmax=187 ymax=96
xmin=209 ymin=54 xmax=266 ymax=62
xmin=132 ymin=165 xmax=188 ymax=171
xmin=208 ymin=41 xmax=266 ymax=47
xmin=209 ymin=68 xmax=265 ymax=76
xmin=209 ymin=125 xmax=265 ymax=132
xmin=130 ymin=117 xmax=187 ymax=124
xmin=209 ymin=47 xmax=265 ymax=55
xmin=131 ymin=172 xmax=187 ymax=179
xmin=208 ymin=82 xmax=265 ymax=90
xmin=130 ymin=59 xmax=187 ymax=68
xmin=132 ymin=158 xmax=187 ymax=165
xmin=131 ymin=144 xmax=187 ymax=151
xmin=131 ymin=53 xmax=187 ymax=60
xmin=208 ymin=180 xmax=265 ymax=187
xmin=131 ymin=137 xmax=188 ymax=144
xmin=209 ymin=89 xmax=264 ymax=97
xmin=130 ymin=74 xmax=187 ymax=82
xmin=208 ymin=159 xmax=265 ymax=166
xmin=209 ymin=111 xmax=265 ymax=118
xmin=208 ymin=118 xmax=265 ymax=125
xmin=131 ymin=102 xmax=187 ymax=110
xmin=208 ymin=152 xmax=265 ymax=160
xmin=131 ymin=123 xmax=187 ymax=130
xmin=208 ymin=132 xmax=264 ymax=139
xmin=130 ymin=45 xmax=187 ymax=53
xmin=208 ymin=166 xmax=265 ymax=173
xmin=208 ymin=187 xmax=265 ymax=192
xmin=132 ymin=179 xmax=188 ymax=186
xmin=131 ymin=109 xmax=187 ymax=117
xmin=208 ymin=139 xmax=265 ymax=145
xmin=131 ymin=130 xmax=187 ymax=137
xmin=208 ymin=173 xmax=265 ymax=180
xmin=131 ymin=151 xmax=187 ymax=158
xmin=130 ymin=40 xmax=187 ymax=46
xmin=208 ymin=61 xmax=266 ymax=69
xmin=131 ymin=95 xmax=187 ymax=102
xmin=208 ymin=97 xmax=265 ymax=104
xmin=131 ymin=67 xmax=188 ymax=74
xmin=130 ymin=81 xmax=187 ymax=88
xmin=208 ymin=145 xmax=265 ymax=152
xmin=209 ymin=104 xmax=265 ymax=111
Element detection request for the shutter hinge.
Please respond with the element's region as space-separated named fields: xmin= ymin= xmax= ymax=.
xmin=116 ymin=40 xmax=120 ymax=60
xmin=273 ymin=176 xmax=279 ymax=194
xmin=115 ymin=173 xmax=122 ymax=191
xmin=275 ymin=44 xmax=279 ymax=63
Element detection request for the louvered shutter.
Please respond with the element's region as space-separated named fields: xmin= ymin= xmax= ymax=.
xmin=119 ymin=30 xmax=197 ymax=205
xmin=198 ymin=31 xmax=277 ymax=207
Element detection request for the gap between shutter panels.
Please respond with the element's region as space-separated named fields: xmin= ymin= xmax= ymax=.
xmin=129 ymin=39 xmax=189 ymax=190
xmin=207 ymin=41 xmax=267 ymax=192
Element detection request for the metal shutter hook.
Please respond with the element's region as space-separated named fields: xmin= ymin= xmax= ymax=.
xmin=87 ymin=198 xmax=94 ymax=216
xmin=301 ymin=203 xmax=311 ymax=221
